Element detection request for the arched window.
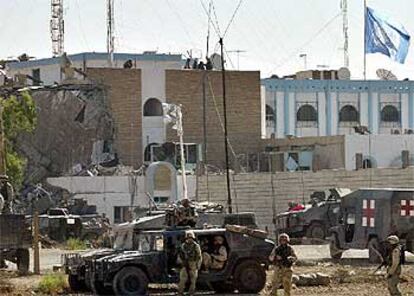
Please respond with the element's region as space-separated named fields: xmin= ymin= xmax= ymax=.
xmin=381 ymin=105 xmax=400 ymax=122
xmin=143 ymin=98 xmax=163 ymax=116
xmin=339 ymin=105 xmax=359 ymax=122
xmin=266 ymin=105 xmax=275 ymax=127
xmin=297 ymin=104 xmax=317 ymax=122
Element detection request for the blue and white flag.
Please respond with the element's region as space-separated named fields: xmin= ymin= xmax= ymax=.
xmin=365 ymin=7 xmax=411 ymax=64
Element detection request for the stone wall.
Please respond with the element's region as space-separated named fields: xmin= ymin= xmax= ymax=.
xmin=165 ymin=70 xmax=261 ymax=169
xmin=87 ymin=68 xmax=142 ymax=167
xmin=197 ymin=168 xmax=414 ymax=231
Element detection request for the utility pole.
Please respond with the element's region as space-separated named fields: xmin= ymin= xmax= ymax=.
xmin=341 ymin=0 xmax=350 ymax=68
xmin=50 ymin=0 xmax=64 ymax=57
xmin=107 ymin=0 xmax=115 ymax=66
xmin=219 ymin=38 xmax=232 ymax=214
xmin=227 ymin=50 xmax=246 ymax=70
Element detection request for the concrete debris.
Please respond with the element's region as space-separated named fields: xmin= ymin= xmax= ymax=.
xmin=293 ymin=273 xmax=331 ymax=287
xmin=17 ymin=86 xmax=114 ymax=184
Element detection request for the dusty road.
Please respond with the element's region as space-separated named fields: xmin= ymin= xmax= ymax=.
xmin=1 ymin=245 xmax=413 ymax=295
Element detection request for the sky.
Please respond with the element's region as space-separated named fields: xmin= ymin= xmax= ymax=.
xmin=1 ymin=0 xmax=414 ymax=79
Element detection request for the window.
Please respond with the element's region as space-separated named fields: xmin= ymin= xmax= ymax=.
xmin=266 ymin=105 xmax=275 ymax=127
xmin=143 ymin=98 xmax=163 ymax=116
xmin=381 ymin=105 xmax=400 ymax=122
xmin=32 ymin=68 xmax=40 ymax=86
xmin=363 ymin=158 xmax=372 ymax=169
xmin=296 ymin=104 xmax=317 ymax=124
xmin=114 ymin=206 xmax=130 ymax=224
xmin=339 ymin=105 xmax=359 ymax=123
xmin=144 ymin=143 xmax=164 ymax=162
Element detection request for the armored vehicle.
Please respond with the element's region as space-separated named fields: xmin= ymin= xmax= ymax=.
xmin=63 ymin=211 xmax=259 ymax=293
xmin=89 ymin=227 xmax=274 ymax=295
xmin=329 ymin=188 xmax=414 ymax=262
xmin=276 ymin=188 xmax=351 ymax=240
xmin=0 ymin=176 xmax=31 ymax=274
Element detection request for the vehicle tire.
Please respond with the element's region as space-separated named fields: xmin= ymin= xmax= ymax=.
xmin=233 ymin=260 xmax=266 ymax=294
xmin=306 ymin=222 xmax=326 ymax=240
xmin=329 ymin=236 xmax=343 ymax=260
xmin=91 ymin=280 xmax=114 ymax=295
xmin=211 ymin=281 xmax=234 ymax=293
xmin=368 ymin=237 xmax=382 ymax=264
xmin=16 ymin=249 xmax=29 ymax=274
xmin=113 ymin=266 xmax=149 ymax=296
xmin=68 ymin=274 xmax=88 ymax=292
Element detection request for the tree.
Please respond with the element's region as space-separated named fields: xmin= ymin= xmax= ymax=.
xmin=1 ymin=92 xmax=37 ymax=189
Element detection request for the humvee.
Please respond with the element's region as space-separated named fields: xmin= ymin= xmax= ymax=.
xmin=276 ymin=188 xmax=351 ymax=240
xmin=329 ymin=188 xmax=414 ymax=262
xmin=88 ymin=227 xmax=274 ymax=295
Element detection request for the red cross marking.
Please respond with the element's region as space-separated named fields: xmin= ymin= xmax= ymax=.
xmin=362 ymin=199 xmax=375 ymax=227
xmin=400 ymin=200 xmax=414 ymax=216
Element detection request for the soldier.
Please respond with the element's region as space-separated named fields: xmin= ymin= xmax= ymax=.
xmin=178 ymin=230 xmax=202 ymax=296
xmin=269 ymin=233 xmax=297 ymax=296
xmin=202 ymin=235 xmax=228 ymax=272
xmin=177 ymin=198 xmax=198 ymax=227
xmin=386 ymin=235 xmax=402 ymax=296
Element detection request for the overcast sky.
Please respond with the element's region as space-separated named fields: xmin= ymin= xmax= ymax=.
xmin=1 ymin=0 xmax=414 ymax=79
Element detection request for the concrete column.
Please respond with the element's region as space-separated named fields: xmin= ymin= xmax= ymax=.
xmin=359 ymin=91 xmax=369 ymax=127
xmin=277 ymin=91 xmax=285 ymax=138
xmin=331 ymin=92 xmax=338 ymax=135
xmin=318 ymin=91 xmax=326 ymax=136
xmin=401 ymin=93 xmax=409 ymax=131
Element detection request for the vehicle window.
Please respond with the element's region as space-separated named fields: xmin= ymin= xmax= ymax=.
xmin=113 ymin=230 xmax=133 ymax=250
xmin=346 ymin=213 xmax=355 ymax=224
xmin=136 ymin=234 xmax=164 ymax=252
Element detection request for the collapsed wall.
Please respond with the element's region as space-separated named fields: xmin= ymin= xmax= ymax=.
xmin=17 ymin=85 xmax=114 ymax=183
xmin=197 ymin=167 xmax=414 ymax=231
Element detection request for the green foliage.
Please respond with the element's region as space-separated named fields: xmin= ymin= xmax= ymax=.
xmin=37 ymin=273 xmax=68 ymax=295
xmin=66 ymin=238 xmax=87 ymax=250
xmin=0 ymin=92 xmax=37 ymax=189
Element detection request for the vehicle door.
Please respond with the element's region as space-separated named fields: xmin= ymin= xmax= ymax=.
xmin=134 ymin=233 xmax=168 ymax=282
xmin=392 ymin=191 xmax=414 ymax=247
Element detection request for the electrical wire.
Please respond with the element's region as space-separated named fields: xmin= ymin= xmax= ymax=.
xmin=268 ymin=12 xmax=341 ymax=75
xmin=223 ymin=0 xmax=243 ymax=38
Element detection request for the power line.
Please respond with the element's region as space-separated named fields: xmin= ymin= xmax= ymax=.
xmin=268 ymin=12 xmax=341 ymax=74
xmin=223 ymin=0 xmax=243 ymax=37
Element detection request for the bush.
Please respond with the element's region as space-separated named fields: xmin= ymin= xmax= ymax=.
xmin=66 ymin=238 xmax=87 ymax=250
xmin=37 ymin=273 xmax=68 ymax=295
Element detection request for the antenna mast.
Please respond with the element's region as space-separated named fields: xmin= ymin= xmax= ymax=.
xmin=50 ymin=0 xmax=64 ymax=57
xmin=107 ymin=0 xmax=115 ymax=66
xmin=341 ymin=0 xmax=349 ymax=67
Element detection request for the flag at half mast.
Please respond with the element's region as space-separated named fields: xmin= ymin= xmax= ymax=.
xmin=365 ymin=7 xmax=411 ymax=64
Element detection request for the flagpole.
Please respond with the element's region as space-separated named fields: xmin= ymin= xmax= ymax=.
xmin=364 ymin=0 xmax=367 ymax=80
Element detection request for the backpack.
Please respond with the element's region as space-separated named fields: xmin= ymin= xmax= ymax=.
xmin=399 ymin=244 xmax=406 ymax=265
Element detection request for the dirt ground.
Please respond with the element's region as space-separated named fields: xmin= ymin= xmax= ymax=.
xmin=1 ymin=246 xmax=413 ymax=295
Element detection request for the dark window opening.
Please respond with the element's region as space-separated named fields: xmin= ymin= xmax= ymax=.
xmin=144 ymin=98 xmax=163 ymax=116
xmin=32 ymin=68 xmax=40 ymax=86
xmin=339 ymin=105 xmax=359 ymax=122
xmin=114 ymin=206 xmax=130 ymax=224
xmin=297 ymin=104 xmax=317 ymax=122
xmin=381 ymin=105 xmax=400 ymax=122
xmin=266 ymin=105 xmax=275 ymax=127
xmin=363 ymin=159 xmax=372 ymax=169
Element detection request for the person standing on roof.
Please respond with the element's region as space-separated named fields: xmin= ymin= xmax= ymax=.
xmin=269 ymin=233 xmax=297 ymax=296
xmin=178 ymin=230 xmax=202 ymax=296
xmin=386 ymin=235 xmax=403 ymax=296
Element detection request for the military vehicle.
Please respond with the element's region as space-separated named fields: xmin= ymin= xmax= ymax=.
xmin=0 ymin=176 xmax=32 ymax=273
xmin=275 ymin=188 xmax=351 ymax=240
xmin=88 ymin=227 xmax=273 ymax=295
xmin=329 ymin=188 xmax=414 ymax=263
xmin=63 ymin=211 xmax=260 ymax=293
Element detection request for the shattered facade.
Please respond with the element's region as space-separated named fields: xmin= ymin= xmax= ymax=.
xmin=18 ymin=85 xmax=114 ymax=183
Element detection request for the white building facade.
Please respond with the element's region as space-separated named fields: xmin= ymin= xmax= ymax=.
xmin=262 ymin=79 xmax=414 ymax=139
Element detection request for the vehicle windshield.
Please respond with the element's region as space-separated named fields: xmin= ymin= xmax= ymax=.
xmin=113 ymin=230 xmax=133 ymax=250
xmin=133 ymin=233 xmax=164 ymax=252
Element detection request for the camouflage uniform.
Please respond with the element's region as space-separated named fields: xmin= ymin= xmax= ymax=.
xmin=269 ymin=233 xmax=297 ymax=296
xmin=177 ymin=199 xmax=198 ymax=227
xmin=178 ymin=231 xmax=202 ymax=296
xmin=202 ymin=236 xmax=228 ymax=270
xmin=386 ymin=235 xmax=402 ymax=296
